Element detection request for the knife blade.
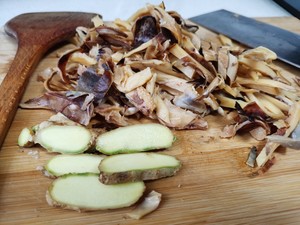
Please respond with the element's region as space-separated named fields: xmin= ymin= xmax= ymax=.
xmin=189 ymin=9 xmax=300 ymax=69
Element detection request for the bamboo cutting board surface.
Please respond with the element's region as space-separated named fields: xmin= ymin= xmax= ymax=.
xmin=0 ymin=17 xmax=300 ymax=225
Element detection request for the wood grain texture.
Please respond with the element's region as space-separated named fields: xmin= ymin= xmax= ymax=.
xmin=0 ymin=17 xmax=300 ymax=225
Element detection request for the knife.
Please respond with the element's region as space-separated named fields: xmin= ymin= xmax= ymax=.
xmin=189 ymin=10 xmax=300 ymax=69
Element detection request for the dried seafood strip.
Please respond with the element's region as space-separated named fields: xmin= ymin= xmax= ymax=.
xmin=20 ymin=3 xmax=299 ymax=168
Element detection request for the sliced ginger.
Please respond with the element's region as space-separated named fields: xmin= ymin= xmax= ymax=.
xmin=47 ymin=174 xmax=145 ymax=211
xmin=99 ymin=152 xmax=181 ymax=184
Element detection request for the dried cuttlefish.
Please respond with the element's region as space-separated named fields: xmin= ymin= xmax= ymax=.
xmin=20 ymin=3 xmax=300 ymax=167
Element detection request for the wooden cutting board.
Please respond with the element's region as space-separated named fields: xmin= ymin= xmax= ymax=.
xmin=0 ymin=17 xmax=300 ymax=225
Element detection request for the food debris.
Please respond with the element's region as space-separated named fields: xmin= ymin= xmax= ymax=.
xmin=256 ymin=103 xmax=300 ymax=167
xmin=36 ymin=165 xmax=53 ymax=178
xmin=27 ymin=150 xmax=40 ymax=159
xmin=246 ymin=146 xmax=257 ymax=168
xmin=126 ymin=190 xmax=162 ymax=219
xmin=266 ymin=123 xmax=300 ymax=150
xmin=267 ymin=135 xmax=300 ymax=150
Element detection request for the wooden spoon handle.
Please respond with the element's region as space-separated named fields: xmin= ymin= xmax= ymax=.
xmin=0 ymin=44 xmax=44 ymax=146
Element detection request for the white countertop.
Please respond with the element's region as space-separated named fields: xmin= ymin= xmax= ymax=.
xmin=0 ymin=0 xmax=292 ymax=26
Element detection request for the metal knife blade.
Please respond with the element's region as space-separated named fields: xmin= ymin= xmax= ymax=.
xmin=189 ymin=9 xmax=300 ymax=69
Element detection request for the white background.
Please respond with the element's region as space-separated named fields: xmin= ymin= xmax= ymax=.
xmin=0 ymin=0 xmax=291 ymax=26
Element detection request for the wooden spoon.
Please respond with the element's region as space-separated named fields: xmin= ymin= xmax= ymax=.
xmin=0 ymin=12 xmax=98 ymax=147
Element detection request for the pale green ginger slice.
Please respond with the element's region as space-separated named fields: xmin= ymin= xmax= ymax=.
xmin=99 ymin=152 xmax=181 ymax=184
xmin=96 ymin=123 xmax=175 ymax=155
xmin=35 ymin=125 xmax=93 ymax=154
xmin=46 ymin=174 xmax=145 ymax=211
xmin=45 ymin=154 xmax=104 ymax=177
xmin=18 ymin=113 xmax=96 ymax=154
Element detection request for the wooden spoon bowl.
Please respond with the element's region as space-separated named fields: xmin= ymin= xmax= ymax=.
xmin=0 ymin=12 xmax=98 ymax=147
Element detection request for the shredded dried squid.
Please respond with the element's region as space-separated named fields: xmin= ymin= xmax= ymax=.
xmin=20 ymin=3 xmax=300 ymax=168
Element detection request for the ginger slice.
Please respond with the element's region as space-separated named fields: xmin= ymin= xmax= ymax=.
xmin=96 ymin=123 xmax=175 ymax=154
xmin=47 ymin=174 xmax=145 ymax=211
xmin=18 ymin=113 xmax=95 ymax=154
xmin=35 ymin=125 xmax=93 ymax=154
xmin=99 ymin=152 xmax=181 ymax=184
xmin=45 ymin=154 xmax=104 ymax=177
